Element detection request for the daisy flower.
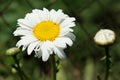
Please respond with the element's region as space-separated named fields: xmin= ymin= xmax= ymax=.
xmin=13 ymin=8 xmax=76 ymax=61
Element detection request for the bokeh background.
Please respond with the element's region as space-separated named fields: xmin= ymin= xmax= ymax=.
xmin=0 ymin=0 xmax=120 ymax=80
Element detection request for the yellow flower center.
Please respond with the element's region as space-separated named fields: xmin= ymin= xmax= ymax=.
xmin=33 ymin=21 xmax=60 ymax=41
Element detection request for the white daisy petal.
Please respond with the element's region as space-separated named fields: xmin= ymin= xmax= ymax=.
xmin=13 ymin=29 xmax=32 ymax=36
xmin=43 ymin=8 xmax=50 ymax=20
xmin=32 ymin=9 xmax=42 ymax=13
xmin=49 ymin=9 xmax=57 ymax=22
xmin=55 ymin=9 xmax=68 ymax=24
xmin=32 ymin=9 xmax=44 ymax=21
xmin=45 ymin=41 xmax=54 ymax=54
xmin=17 ymin=19 xmax=33 ymax=29
xmin=25 ymin=13 xmax=41 ymax=26
xmin=65 ymin=32 xmax=76 ymax=41
xmin=27 ymin=41 xmax=39 ymax=55
xmin=41 ymin=43 xmax=50 ymax=61
xmin=16 ymin=35 xmax=37 ymax=48
xmin=42 ymin=49 xmax=50 ymax=61
xmin=60 ymin=17 xmax=76 ymax=28
xmin=53 ymin=46 xmax=66 ymax=59
xmin=63 ymin=37 xmax=73 ymax=46
xmin=60 ymin=28 xmax=73 ymax=36
xmin=54 ymin=38 xmax=67 ymax=48
xmin=63 ymin=22 xmax=75 ymax=28
xmin=54 ymin=37 xmax=73 ymax=47
xmin=22 ymin=45 xmax=27 ymax=51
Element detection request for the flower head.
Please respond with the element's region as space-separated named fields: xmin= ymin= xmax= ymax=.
xmin=94 ymin=29 xmax=115 ymax=46
xmin=13 ymin=8 xmax=76 ymax=61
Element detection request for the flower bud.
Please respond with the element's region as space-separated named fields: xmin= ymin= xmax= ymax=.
xmin=6 ymin=47 xmax=20 ymax=56
xmin=94 ymin=29 xmax=115 ymax=46
xmin=11 ymin=67 xmax=17 ymax=74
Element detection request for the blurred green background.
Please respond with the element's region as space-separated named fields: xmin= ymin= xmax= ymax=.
xmin=0 ymin=0 xmax=120 ymax=80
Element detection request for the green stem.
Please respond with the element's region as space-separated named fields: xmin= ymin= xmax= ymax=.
xmin=13 ymin=55 xmax=29 ymax=80
xmin=104 ymin=46 xmax=110 ymax=80
xmin=97 ymin=74 xmax=101 ymax=80
xmin=51 ymin=55 xmax=56 ymax=80
xmin=13 ymin=55 xmax=23 ymax=80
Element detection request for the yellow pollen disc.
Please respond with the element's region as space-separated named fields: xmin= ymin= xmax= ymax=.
xmin=33 ymin=21 xmax=60 ymax=41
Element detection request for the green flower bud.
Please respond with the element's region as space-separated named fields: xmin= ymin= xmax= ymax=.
xmin=6 ymin=47 xmax=20 ymax=56
xmin=11 ymin=67 xmax=17 ymax=74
